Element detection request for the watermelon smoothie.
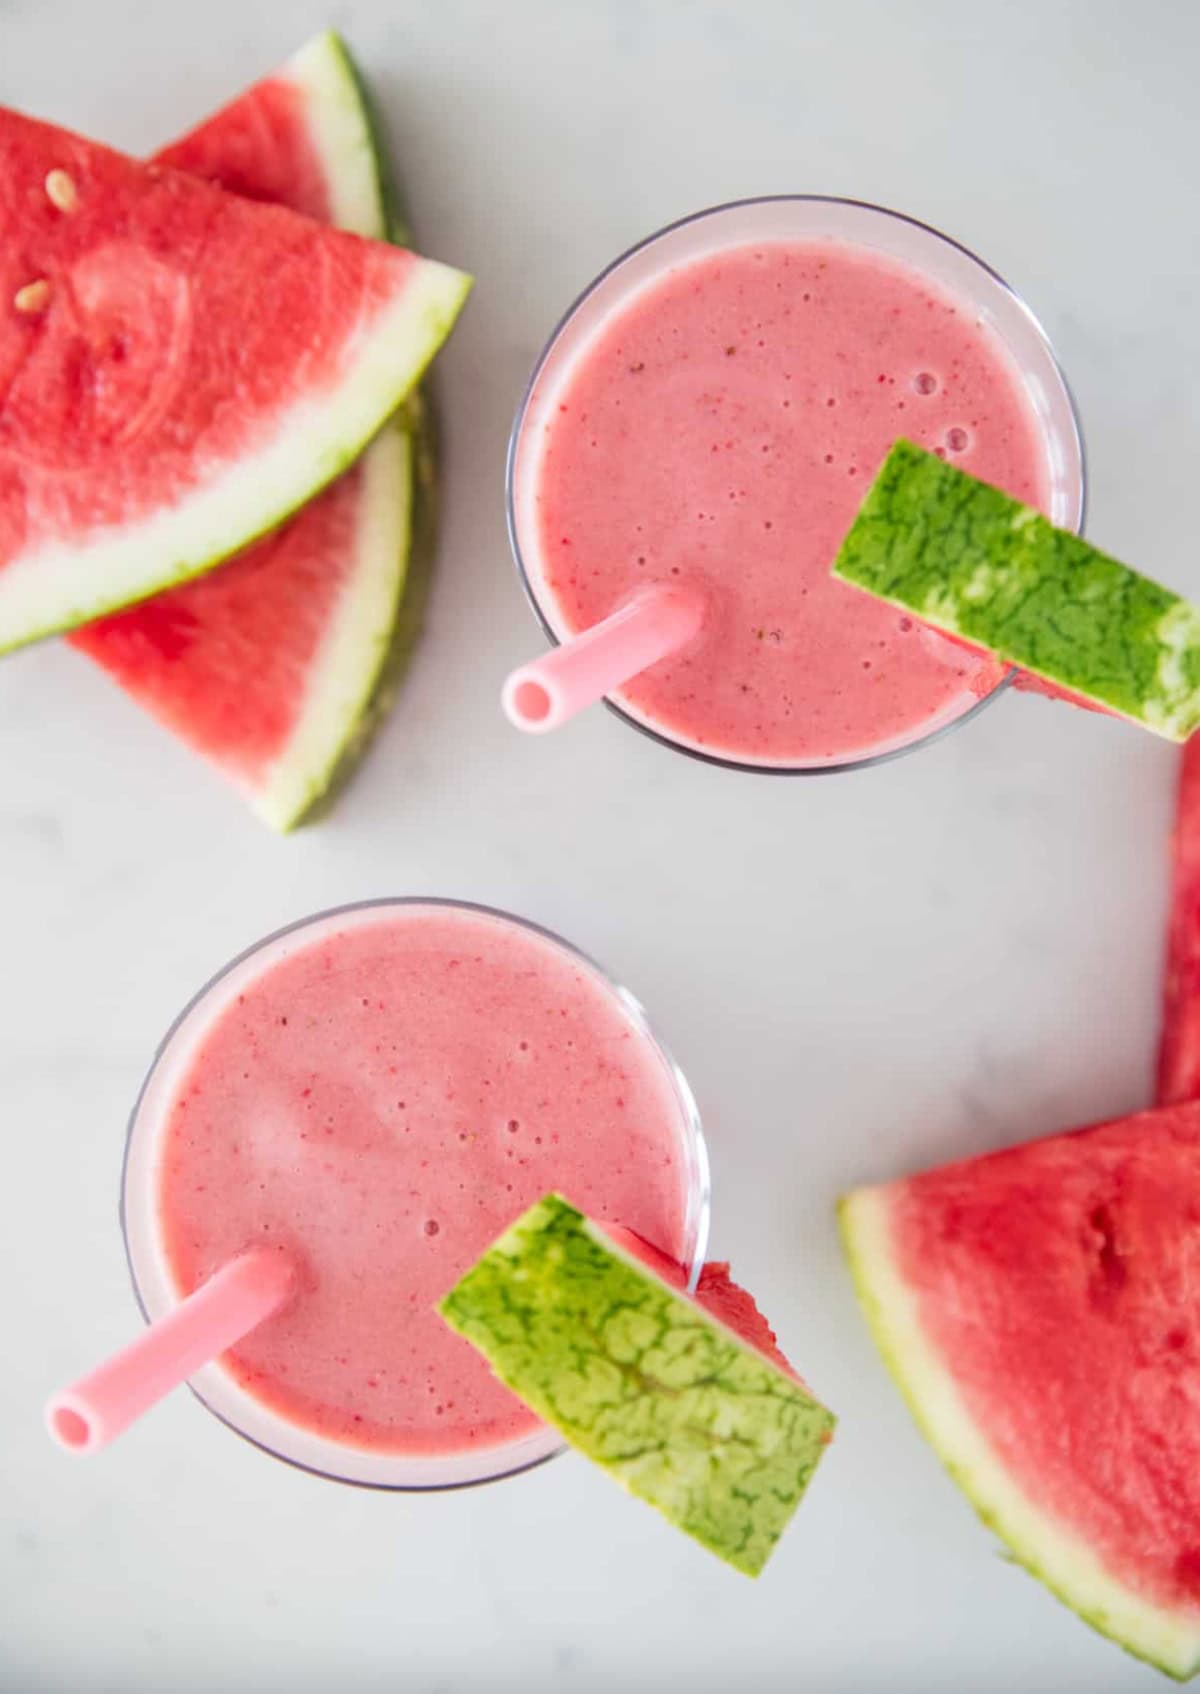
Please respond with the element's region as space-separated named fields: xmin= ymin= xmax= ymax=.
xmin=121 ymin=900 xmax=709 ymax=1488
xmin=508 ymin=198 xmax=1085 ymax=770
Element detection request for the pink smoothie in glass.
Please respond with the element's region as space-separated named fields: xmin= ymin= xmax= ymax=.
xmin=527 ymin=239 xmax=1051 ymax=766
xmin=153 ymin=904 xmax=695 ymax=1459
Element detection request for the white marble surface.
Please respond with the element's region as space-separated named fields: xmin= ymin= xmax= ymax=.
xmin=2 ymin=1 xmax=1197 ymax=1688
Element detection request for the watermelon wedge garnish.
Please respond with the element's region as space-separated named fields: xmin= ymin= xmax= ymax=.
xmin=1157 ymin=736 xmax=1200 ymax=1107
xmin=833 ymin=440 xmax=1200 ymax=742
xmin=840 ymin=1106 xmax=1200 ymax=1680
xmin=0 ymin=99 xmax=469 ymax=658
xmin=604 ymin=1223 xmax=803 ymax=1380
xmin=440 ymin=1194 xmax=835 ymax=1577
xmin=67 ymin=32 xmax=437 ymax=828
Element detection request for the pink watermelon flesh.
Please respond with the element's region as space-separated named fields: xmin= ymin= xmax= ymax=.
xmin=881 ymin=1102 xmax=1200 ymax=1620
xmin=1157 ymin=737 xmax=1200 ymax=1107
xmin=70 ymin=464 xmax=377 ymax=786
xmin=152 ymin=71 xmax=336 ymax=221
xmin=603 ymin=1225 xmax=801 ymax=1381
xmin=68 ymin=55 xmax=391 ymax=805
xmin=0 ymin=104 xmax=458 ymax=649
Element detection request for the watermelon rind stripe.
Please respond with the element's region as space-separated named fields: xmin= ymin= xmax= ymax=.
xmin=0 ymin=254 xmax=469 ymax=658
xmin=251 ymin=425 xmax=411 ymax=828
xmin=241 ymin=29 xmax=417 ymax=829
xmin=251 ymin=29 xmax=443 ymax=829
xmin=284 ymin=31 xmax=389 ymax=241
xmin=838 ymin=1186 xmax=1200 ymax=1681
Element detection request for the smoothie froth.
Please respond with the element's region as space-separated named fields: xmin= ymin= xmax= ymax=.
xmin=524 ymin=238 xmax=1052 ymax=765
xmin=153 ymin=904 xmax=696 ymax=1458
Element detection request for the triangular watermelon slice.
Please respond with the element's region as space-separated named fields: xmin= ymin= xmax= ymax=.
xmin=0 ymin=99 xmax=469 ymax=657
xmin=840 ymin=1106 xmax=1200 ymax=1680
xmin=68 ymin=33 xmax=437 ymax=828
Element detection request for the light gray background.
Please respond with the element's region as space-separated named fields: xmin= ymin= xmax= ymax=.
xmin=2 ymin=1 xmax=1197 ymax=1689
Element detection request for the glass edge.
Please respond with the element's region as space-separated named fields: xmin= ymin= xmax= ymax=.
xmin=504 ymin=192 xmax=1088 ymax=775
xmin=119 ymin=895 xmax=711 ymax=1491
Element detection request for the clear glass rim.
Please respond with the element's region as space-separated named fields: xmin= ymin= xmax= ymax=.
xmin=120 ymin=896 xmax=712 ymax=1493
xmin=505 ymin=193 xmax=1088 ymax=776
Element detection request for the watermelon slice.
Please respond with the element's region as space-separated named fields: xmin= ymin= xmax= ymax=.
xmin=1157 ymin=737 xmax=1200 ymax=1107
xmin=67 ymin=33 xmax=436 ymax=828
xmin=0 ymin=101 xmax=469 ymax=656
xmin=604 ymin=1224 xmax=802 ymax=1380
xmin=833 ymin=440 xmax=1200 ymax=742
xmin=839 ymin=1105 xmax=1200 ymax=1680
xmin=440 ymin=1194 xmax=835 ymax=1577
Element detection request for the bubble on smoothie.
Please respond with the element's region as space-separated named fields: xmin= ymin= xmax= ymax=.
xmin=424 ymin=1219 xmax=440 ymax=1237
xmin=912 ymin=371 xmax=939 ymax=395
xmin=945 ymin=426 xmax=970 ymax=453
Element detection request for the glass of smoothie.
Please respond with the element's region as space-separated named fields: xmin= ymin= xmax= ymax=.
xmin=506 ymin=196 xmax=1085 ymax=771
xmin=119 ymin=898 xmax=710 ymax=1488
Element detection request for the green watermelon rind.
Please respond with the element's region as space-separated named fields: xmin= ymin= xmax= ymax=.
xmin=837 ymin=1186 xmax=1200 ymax=1682
xmin=295 ymin=403 xmax=439 ymax=829
xmin=251 ymin=426 xmax=413 ymax=830
xmin=322 ymin=29 xmax=411 ymax=248
xmin=0 ymin=89 xmax=471 ymax=662
xmin=285 ymin=31 xmax=392 ymax=241
xmin=832 ymin=439 xmax=1200 ymax=743
xmin=268 ymin=31 xmax=445 ymax=830
xmin=240 ymin=30 xmax=423 ymax=830
xmin=439 ymin=1193 xmax=836 ymax=1579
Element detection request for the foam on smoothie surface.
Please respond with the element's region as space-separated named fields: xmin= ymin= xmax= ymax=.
xmin=155 ymin=907 xmax=692 ymax=1455
xmin=531 ymin=240 xmax=1050 ymax=765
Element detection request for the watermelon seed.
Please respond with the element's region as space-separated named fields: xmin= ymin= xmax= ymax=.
xmin=44 ymin=169 xmax=78 ymax=212
xmin=14 ymin=279 xmax=50 ymax=314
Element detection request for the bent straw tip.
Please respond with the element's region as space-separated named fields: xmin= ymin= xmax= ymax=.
xmin=502 ymin=582 xmax=707 ymax=736
xmin=45 ymin=1248 xmax=298 ymax=1456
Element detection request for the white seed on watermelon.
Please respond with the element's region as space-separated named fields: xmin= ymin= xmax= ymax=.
xmin=13 ymin=279 xmax=51 ymax=313
xmin=44 ymin=169 xmax=77 ymax=211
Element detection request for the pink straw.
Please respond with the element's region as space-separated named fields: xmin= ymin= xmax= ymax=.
xmin=46 ymin=1249 xmax=295 ymax=1454
xmin=503 ymin=583 xmax=705 ymax=733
